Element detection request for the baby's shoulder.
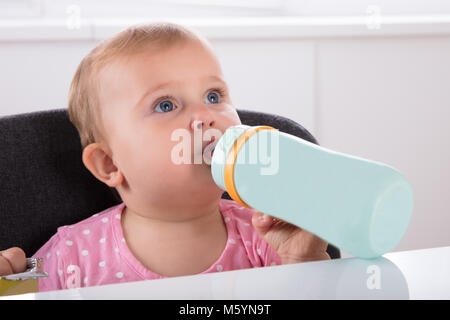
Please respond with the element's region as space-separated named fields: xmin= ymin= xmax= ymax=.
xmin=53 ymin=203 xmax=125 ymax=246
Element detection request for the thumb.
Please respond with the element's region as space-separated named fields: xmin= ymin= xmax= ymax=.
xmin=251 ymin=211 xmax=275 ymax=237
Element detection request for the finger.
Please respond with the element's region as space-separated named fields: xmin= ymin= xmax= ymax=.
xmin=0 ymin=247 xmax=27 ymax=274
xmin=0 ymin=255 xmax=14 ymax=275
xmin=251 ymin=211 xmax=275 ymax=235
xmin=297 ymin=229 xmax=329 ymax=251
xmin=252 ymin=211 xmax=274 ymax=226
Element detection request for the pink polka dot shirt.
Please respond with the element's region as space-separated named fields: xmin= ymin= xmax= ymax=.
xmin=33 ymin=199 xmax=281 ymax=292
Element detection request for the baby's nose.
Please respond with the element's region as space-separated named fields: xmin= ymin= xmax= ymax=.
xmin=191 ymin=120 xmax=203 ymax=131
xmin=192 ymin=120 xmax=215 ymax=130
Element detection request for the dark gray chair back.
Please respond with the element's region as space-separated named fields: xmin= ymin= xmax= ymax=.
xmin=0 ymin=108 xmax=340 ymax=259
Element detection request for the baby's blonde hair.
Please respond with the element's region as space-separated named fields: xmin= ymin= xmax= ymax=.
xmin=68 ymin=21 xmax=203 ymax=149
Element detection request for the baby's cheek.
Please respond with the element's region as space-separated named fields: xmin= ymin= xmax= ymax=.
xmin=129 ymin=139 xmax=194 ymax=184
xmin=223 ymin=106 xmax=242 ymax=126
xmin=137 ymin=155 xmax=178 ymax=183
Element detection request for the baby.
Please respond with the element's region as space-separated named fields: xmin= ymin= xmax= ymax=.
xmin=0 ymin=22 xmax=330 ymax=291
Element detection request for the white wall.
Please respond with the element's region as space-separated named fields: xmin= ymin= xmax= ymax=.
xmin=315 ymin=36 xmax=450 ymax=257
xmin=1 ymin=16 xmax=449 ymax=258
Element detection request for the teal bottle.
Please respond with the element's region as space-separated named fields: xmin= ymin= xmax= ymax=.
xmin=210 ymin=125 xmax=414 ymax=259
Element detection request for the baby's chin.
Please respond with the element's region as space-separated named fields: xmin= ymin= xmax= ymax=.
xmin=193 ymin=163 xmax=223 ymax=191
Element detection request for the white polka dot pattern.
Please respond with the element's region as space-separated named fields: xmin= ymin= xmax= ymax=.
xmin=32 ymin=200 xmax=282 ymax=292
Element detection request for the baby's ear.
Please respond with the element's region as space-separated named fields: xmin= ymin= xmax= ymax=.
xmin=82 ymin=143 xmax=123 ymax=188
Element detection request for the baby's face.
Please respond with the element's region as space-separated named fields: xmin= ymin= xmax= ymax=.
xmin=96 ymin=39 xmax=241 ymax=211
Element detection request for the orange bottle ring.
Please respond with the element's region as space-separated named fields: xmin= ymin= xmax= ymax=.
xmin=224 ymin=126 xmax=276 ymax=208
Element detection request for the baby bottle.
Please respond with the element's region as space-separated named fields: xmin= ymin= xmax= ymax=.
xmin=210 ymin=125 xmax=413 ymax=259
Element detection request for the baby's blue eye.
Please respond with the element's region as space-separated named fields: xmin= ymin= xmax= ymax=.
xmin=154 ymin=100 xmax=175 ymax=113
xmin=205 ymin=92 xmax=220 ymax=104
xmin=153 ymin=90 xmax=223 ymax=113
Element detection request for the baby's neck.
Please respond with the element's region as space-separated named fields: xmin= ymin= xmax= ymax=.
xmin=121 ymin=203 xmax=222 ymax=238
xmin=120 ymin=203 xmax=228 ymax=276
